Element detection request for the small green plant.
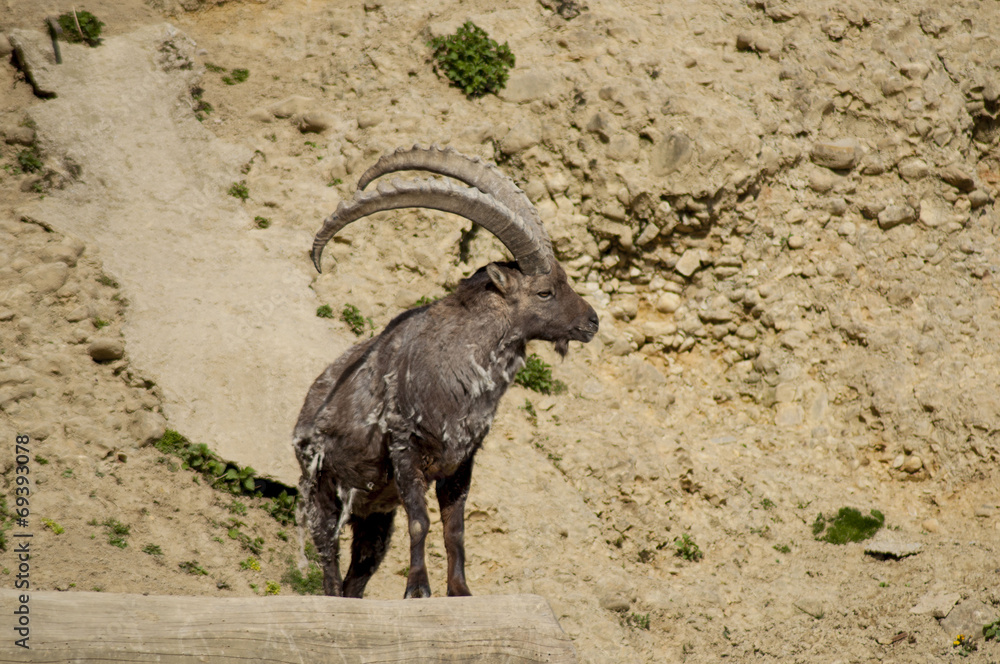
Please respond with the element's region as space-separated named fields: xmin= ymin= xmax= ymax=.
xmin=61 ymin=468 xmax=73 ymax=478
xmin=142 ymin=544 xmax=163 ymax=556
xmin=41 ymin=518 xmax=64 ymax=535
xmin=328 ymin=178 xmax=343 ymax=186
xmin=204 ymin=62 xmax=225 ymax=73
xmin=984 ymin=618 xmax=1000 ymax=641
xmin=254 ymin=216 xmax=271 ymax=229
xmin=265 ymin=580 xmax=280 ymax=595
xmin=16 ymin=148 xmax=43 ymax=174
xmin=240 ymin=557 xmax=261 ymax=571
xmin=428 ymin=21 xmax=515 ymax=98
xmin=282 ymin=557 xmax=324 ymax=595
xmin=623 ymin=612 xmax=650 ymax=630
xmin=227 ymin=521 xmax=264 ymax=555
xmin=222 ymin=68 xmax=250 ymax=85
xmin=228 ymin=181 xmax=249 ymax=201
xmin=227 ymin=499 xmax=247 ymax=515
xmin=179 ymin=560 xmax=208 ymax=576
xmin=265 ymin=490 xmax=297 ymax=526
xmin=97 ymin=274 xmax=119 ymax=288
xmin=102 ymin=518 xmax=130 ymax=548
xmin=34 ymin=456 xmax=49 ymax=465
xmin=953 ymin=633 xmax=977 ymax=655
xmin=674 ymin=533 xmax=703 ymax=562
xmin=57 ymin=10 xmax=104 ymax=47
xmin=316 ymin=304 xmax=334 ymax=319
xmin=515 ymin=354 xmax=567 ymax=394
xmin=341 ymin=304 xmax=373 ymax=336
xmin=520 ymin=398 xmax=537 ymax=425
xmin=191 ymin=87 xmax=213 ymax=122
xmin=93 ymin=318 xmax=110 ymax=329
xmin=759 ymin=498 xmax=776 ymax=510
xmin=812 ymin=507 xmax=884 ymax=544
xmin=773 ymin=543 xmax=791 ymax=554
xmin=414 ymin=295 xmax=440 ymax=307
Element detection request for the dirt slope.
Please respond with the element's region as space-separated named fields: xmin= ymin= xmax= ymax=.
xmin=1 ymin=0 xmax=999 ymax=662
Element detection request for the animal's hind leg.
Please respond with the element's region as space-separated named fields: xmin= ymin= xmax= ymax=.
xmin=342 ymin=509 xmax=396 ymax=598
xmin=389 ymin=437 xmax=432 ymax=598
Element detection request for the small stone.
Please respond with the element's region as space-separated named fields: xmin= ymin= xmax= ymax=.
xmin=974 ymin=504 xmax=995 ymax=518
xmin=38 ymin=245 xmax=79 ymax=267
xmin=129 ymin=410 xmax=167 ymax=446
xmin=900 ymin=455 xmax=923 ymax=473
xmin=910 ymin=592 xmax=960 ymax=618
xmin=811 ymin=139 xmax=860 ymax=170
xmin=297 ymin=111 xmax=336 ymax=133
xmin=357 ymin=112 xmax=383 ymax=129
xmin=268 ymin=96 xmax=314 ymax=119
xmin=864 ymin=535 xmax=922 ymax=559
xmin=787 ymin=234 xmax=805 ymax=249
xmin=88 ymin=339 xmax=125 ymax=362
xmin=775 ymin=403 xmax=803 ymax=427
xmin=655 ymin=292 xmax=682 ymax=313
xmin=735 ymin=323 xmax=757 ymax=340
xmin=921 ymin=518 xmax=940 ymax=533
xmin=969 ymin=190 xmax=990 ymax=208
xmin=939 ymin=601 xmax=997 ymax=643
xmin=23 ymin=263 xmax=69 ymax=293
xmin=939 ymin=164 xmax=976 ymax=192
xmin=878 ymin=205 xmax=917 ymax=229
xmin=900 ymin=62 xmax=930 ymax=80
xmin=675 ymin=249 xmax=701 ymax=277
xmin=3 ymin=125 xmax=35 ymax=146
xmin=499 ymin=118 xmax=542 ymax=155
xmin=897 ymin=157 xmax=929 ymax=181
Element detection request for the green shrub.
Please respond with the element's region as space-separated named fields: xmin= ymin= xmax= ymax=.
xmin=58 ymin=10 xmax=104 ymax=47
xmin=812 ymin=507 xmax=884 ymax=544
xmin=316 ymin=304 xmax=334 ymax=319
xmin=142 ymin=544 xmax=163 ymax=556
xmin=179 ymin=560 xmax=208 ymax=576
xmin=674 ymin=533 xmax=703 ymax=561
xmin=16 ymin=149 xmax=42 ymax=174
xmin=428 ymin=21 xmax=515 ymax=98
xmin=282 ymin=557 xmax=324 ymax=595
xmin=515 ymin=354 xmax=566 ymax=394
xmin=341 ymin=304 xmax=373 ymax=336
xmin=102 ymin=518 xmax=130 ymax=548
xmin=228 ymin=181 xmax=249 ymax=201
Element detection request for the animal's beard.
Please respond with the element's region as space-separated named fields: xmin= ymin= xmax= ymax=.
xmin=554 ymin=338 xmax=569 ymax=357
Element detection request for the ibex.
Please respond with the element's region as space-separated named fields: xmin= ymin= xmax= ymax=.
xmin=294 ymin=145 xmax=599 ymax=598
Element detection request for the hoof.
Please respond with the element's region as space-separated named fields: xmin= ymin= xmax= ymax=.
xmin=404 ymin=584 xmax=432 ymax=599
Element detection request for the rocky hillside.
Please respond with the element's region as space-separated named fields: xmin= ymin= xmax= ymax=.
xmin=1 ymin=0 xmax=999 ymax=662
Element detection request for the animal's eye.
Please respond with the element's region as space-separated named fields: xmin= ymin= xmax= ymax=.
xmin=538 ymin=290 xmax=554 ymax=300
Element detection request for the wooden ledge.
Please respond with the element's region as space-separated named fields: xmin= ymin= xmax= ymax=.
xmin=0 ymin=591 xmax=576 ymax=663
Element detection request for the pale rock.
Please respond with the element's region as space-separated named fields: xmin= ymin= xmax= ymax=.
xmin=675 ymin=249 xmax=701 ymax=277
xmin=89 ymin=339 xmax=125 ymax=362
xmin=656 ymin=292 xmax=682 ymax=313
xmin=878 ymin=205 xmax=916 ymax=229
xmin=939 ymin=601 xmax=997 ymax=643
xmin=268 ymin=96 xmax=314 ymax=119
xmin=129 ymin=410 xmax=167 ymax=446
xmin=775 ymin=403 xmax=804 ymax=427
xmin=939 ymin=165 xmax=976 ymax=192
xmin=23 ymin=263 xmax=69 ymax=293
xmin=811 ymin=139 xmax=859 ymax=170
xmin=39 ymin=245 xmax=79 ymax=267
xmin=298 ymin=111 xmax=336 ymax=133
xmin=921 ymin=518 xmax=941 ymax=533
xmin=911 ymin=592 xmax=961 ymax=618
xmin=499 ymin=118 xmax=542 ymax=155
xmin=897 ymin=157 xmax=929 ymax=181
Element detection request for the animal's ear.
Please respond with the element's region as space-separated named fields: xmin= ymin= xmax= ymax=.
xmin=486 ymin=263 xmax=508 ymax=295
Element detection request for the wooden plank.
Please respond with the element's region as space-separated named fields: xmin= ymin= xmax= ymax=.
xmin=0 ymin=591 xmax=576 ymax=663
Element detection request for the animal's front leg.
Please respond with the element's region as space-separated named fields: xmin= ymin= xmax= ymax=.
xmin=390 ymin=438 xmax=432 ymax=598
xmin=436 ymin=455 xmax=474 ymax=596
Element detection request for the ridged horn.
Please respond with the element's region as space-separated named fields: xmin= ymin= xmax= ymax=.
xmin=311 ymin=177 xmax=550 ymax=275
xmin=357 ymin=144 xmax=553 ymax=263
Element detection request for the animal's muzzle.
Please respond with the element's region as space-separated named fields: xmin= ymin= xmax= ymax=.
xmin=575 ymin=310 xmax=600 ymax=343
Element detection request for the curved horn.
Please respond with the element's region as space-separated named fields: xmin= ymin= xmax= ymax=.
xmin=311 ymin=177 xmax=550 ymax=275
xmin=357 ymin=144 xmax=553 ymax=261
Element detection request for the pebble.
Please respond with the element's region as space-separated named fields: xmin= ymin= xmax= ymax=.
xmin=499 ymin=118 xmax=542 ymax=155
xmin=297 ymin=111 xmax=336 ymax=134
xmin=897 ymin=157 xmax=929 ymax=181
xmin=675 ymin=249 xmax=702 ymax=277
xmin=655 ymin=292 xmax=681 ymax=313
xmin=129 ymin=410 xmax=167 ymax=446
xmin=23 ymin=263 xmax=69 ymax=293
xmin=88 ymin=339 xmax=125 ymax=362
xmin=921 ymin=518 xmax=941 ymax=533
xmin=939 ymin=164 xmax=976 ymax=192
xmin=810 ymin=139 xmax=859 ymax=170
xmin=878 ymin=205 xmax=917 ymax=229
xmin=787 ymin=234 xmax=805 ymax=249
xmin=910 ymin=592 xmax=959 ymax=618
